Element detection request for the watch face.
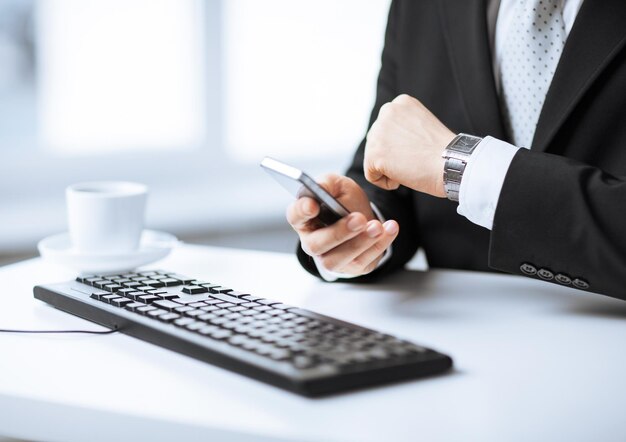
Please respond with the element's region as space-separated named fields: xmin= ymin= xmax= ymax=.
xmin=452 ymin=135 xmax=481 ymax=153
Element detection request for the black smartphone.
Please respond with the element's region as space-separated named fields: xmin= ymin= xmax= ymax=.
xmin=260 ymin=157 xmax=350 ymax=226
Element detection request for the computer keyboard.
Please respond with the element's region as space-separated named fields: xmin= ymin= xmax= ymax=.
xmin=34 ymin=270 xmax=452 ymax=397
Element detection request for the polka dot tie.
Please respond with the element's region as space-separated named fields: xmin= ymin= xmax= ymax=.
xmin=499 ymin=0 xmax=567 ymax=148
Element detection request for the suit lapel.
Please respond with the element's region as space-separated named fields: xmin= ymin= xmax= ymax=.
xmin=438 ymin=0 xmax=506 ymax=139
xmin=532 ymin=0 xmax=626 ymax=152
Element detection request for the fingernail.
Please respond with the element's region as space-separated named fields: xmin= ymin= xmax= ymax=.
xmin=384 ymin=221 xmax=398 ymax=235
xmin=366 ymin=222 xmax=382 ymax=238
xmin=347 ymin=214 xmax=366 ymax=232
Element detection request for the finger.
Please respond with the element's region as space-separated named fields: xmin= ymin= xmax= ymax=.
xmin=364 ymin=166 xmax=400 ymax=190
xmin=286 ymin=197 xmax=320 ymax=231
xmin=342 ymin=220 xmax=399 ymax=275
xmin=302 ymin=212 xmax=368 ymax=256
xmin=316 ymin=219 xmax=387 ymax=271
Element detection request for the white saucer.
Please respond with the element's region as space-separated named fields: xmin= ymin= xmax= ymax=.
xmin=38 ymin=230 xmax=179 ymax=274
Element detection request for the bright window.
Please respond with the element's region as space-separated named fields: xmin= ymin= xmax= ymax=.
xmin=0 ymin=0 xmax=391 ymax=252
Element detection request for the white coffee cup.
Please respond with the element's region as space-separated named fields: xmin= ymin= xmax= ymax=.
xmin=66 ymin=181 xmax=148 ymax=254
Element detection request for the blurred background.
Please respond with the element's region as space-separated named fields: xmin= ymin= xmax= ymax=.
xmin=0 ymin=0 xmax=390 ymax=265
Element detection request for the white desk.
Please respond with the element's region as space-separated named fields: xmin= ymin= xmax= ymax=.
xmin=1 ymin=244 xmax=625 ymax=442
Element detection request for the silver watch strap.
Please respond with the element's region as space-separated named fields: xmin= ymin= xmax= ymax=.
xmin=442 ymin=134 xmax=483 ymax=202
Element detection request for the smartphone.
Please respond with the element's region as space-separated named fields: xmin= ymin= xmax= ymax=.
xmin=260 ymin=157 xmax=350 ymax=226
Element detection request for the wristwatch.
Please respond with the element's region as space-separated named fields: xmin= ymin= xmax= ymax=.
xmin=441 ymin=133 xmax=483 ymax=202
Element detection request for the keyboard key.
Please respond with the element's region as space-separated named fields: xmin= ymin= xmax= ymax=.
xmin=158 ymin=313 xmax=181 ymax=323
xmin=89 ymin=290 xmax=109 ymax=301
xmin=198 ymin=313 xmax=218 ymax=321
xmin=101 ymin=294 xmax=122 ymax=303
xmin=136 ymin=305 xmax=157 ymax=314
xmin=253 ymin=305 xmax=272 ymax=312
xmin=204 ymin=299 xmax=225 ymax=305
xmin=174 ymin=306 xmax=194 ymax=313
xmin=216 ymin=302 xmax=235 ymax=308
xmin=187 ymin=301 xmax=207 ymax=308
xmin=126 ymin=291 xmax=146 ymax=301
xmin=76 ymin=275 xmax=96 ymax=283
xmin=198 ymin=325 xmax=220 ymax=336
xmin=156 ymin=293 xmax=179 ymax=300
xmin=146 ymin=281 xmax=165 ymax=288
xmin=132 ymin=277 xmax=151 ymax=282
xmin=239 ymin=295 xmax=263 ymax=302
xmin=227 ymin=291 xmax=250 ymax=298
xmin=146 ymin=289 xmax=167 ymax=295
xmin=182 ymin=285 xmax=208 ymax=294
xmin=255 ymin=299 xmax=280 ymax=306
xmin=225 ymin=313 xmax=243 ymax=320
xmin=159 ymin=278 xmax=182 ymax=287
xmin=208 ymin=317 xmax=229 ymax=326
xmin=138 ymin=294 xmax=161 ymax=304
xmin=210 ymin=293 xmax=247 ymax=304
xmin=211 ymin=329 xmax=233 ymax=340
xmin=104 ymin=284 xmax=124 ymax=292
xmin=136 ymin=285 xmax=155 ymax=292
xmin=200 ymin=305 xmax=219 ymax=312
xmin=124 ymin=302 xmax=146 ymax=312
xmin=173 ymin=295 xmax=213 ymax=304
xmin=93 ymin=280 xmax=112 ymax=289
xmin=268 ymin=349 xmax=291 ymax=361
xmin=173 ymin=317 xmax=196 ymax=327
xmin=208 ymin=286 xmax=232 ymax=294
xmin=147 ymin=309 xmax=168 ymax=318
xmin=228 ymin=306 xmax=247 ymax=312
xmin=184 ymin=309 xmax=205 ymax=318
xmin=117 ymin=288 xmax=137 ymax=296
xmin=241 ymin=302 xmax=260 ymax=308
xmin=111 ymin=298 xmax=133 ymax=307
xmin=153 ymin=300 xmax=183 ymax=311
xmin=185 ymin=321 xmax=206 ymax=331
xmin=168 ymin=274 xmax=194 ymax=284
xmin=122 ymin=281 xmax=143 ymax=289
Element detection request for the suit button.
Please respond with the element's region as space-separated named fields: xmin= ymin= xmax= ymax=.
xmin=537 ymin=268 xmax=554 ymax=280
xmin=555 ymin=274 xmax=572 ymax=285
xmin=520 ymin=263 xmax=537 ymax=276
xmin=572 ymin=278 xmax=590 ymax=290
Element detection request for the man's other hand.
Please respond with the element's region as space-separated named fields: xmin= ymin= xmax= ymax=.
xmin=286 ymin=174 xmax=399 ymax=277
xmin=364 ymin=94 xmax=456 ymax=197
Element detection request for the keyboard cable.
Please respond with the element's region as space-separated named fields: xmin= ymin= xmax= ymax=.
xmin=0 ymin=327 xmax=119 ymax=335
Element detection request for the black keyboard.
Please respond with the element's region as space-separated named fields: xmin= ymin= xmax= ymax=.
xmin=34 ymin=270 xmax=452 ymax=397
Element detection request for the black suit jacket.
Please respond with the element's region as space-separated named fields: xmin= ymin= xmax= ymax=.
xmin=298 ymin=0 xmax=626 ymax=301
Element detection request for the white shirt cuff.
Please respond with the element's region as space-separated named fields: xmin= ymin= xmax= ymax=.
xmin=457 ymin=136 xmax=520 ymax=230
xmin=315 ymin=202 xmax=392 ymax=281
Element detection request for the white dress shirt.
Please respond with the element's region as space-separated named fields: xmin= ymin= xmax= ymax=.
xmin=459 ymin=0 xmax=584 ymax=229
xmin=316 ymin=0 xmax=584 ymax=280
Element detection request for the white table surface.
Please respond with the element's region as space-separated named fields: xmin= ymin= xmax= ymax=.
xmin=1 ymin=244 xmax=625 ymax=442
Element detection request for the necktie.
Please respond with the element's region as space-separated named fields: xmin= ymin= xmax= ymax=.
xmin=499 ymin=0 xmax=567 ymax=148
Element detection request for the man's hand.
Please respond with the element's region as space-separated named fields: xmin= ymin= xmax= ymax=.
xmin=364 ymin=94 xmax=456 ymax=197
xmin=286 ymin=174 xmax=399 ymax=276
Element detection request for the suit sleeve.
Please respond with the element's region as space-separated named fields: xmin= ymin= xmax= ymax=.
xmin=489 ymin=148 xmax=626 ymax=300
xmin=297 ymin=0 xmax=421 ymax=281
